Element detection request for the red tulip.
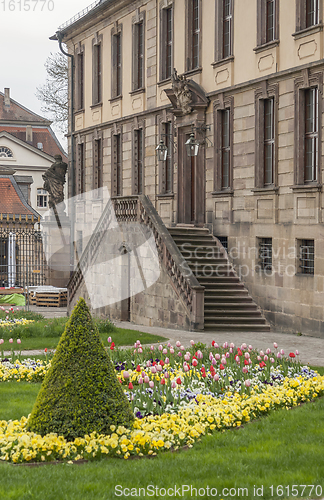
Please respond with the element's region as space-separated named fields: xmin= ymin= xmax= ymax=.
xmin=192 ymin=359 xmax=198 ymax=367
xmin=128 ymin=382 xmax=133 ymax=390
xmin=160 ymin=378 xmax=166 ymax=385
xmin=289 ymin=352 xmax=296 ymax=358
xmin=136 ymin=365 xmax=141 ymax=372
xmin=176 ymin=377 xmax=182 ymax=385
xmin=220 ymin=364 xmax=225 ymax=370
xmin=159 ymin=360 xmax=165 ymax=366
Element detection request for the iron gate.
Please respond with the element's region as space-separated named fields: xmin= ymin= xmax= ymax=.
xmin=0 ymin=221 xmax=46 ymax=288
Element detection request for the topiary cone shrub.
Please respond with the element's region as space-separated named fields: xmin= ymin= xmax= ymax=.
xmin=27 ymin=297 xmax=134 ymax=439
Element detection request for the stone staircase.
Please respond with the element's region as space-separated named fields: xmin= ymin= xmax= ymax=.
xmin=168 ymin=226 xmax=270 ymax=331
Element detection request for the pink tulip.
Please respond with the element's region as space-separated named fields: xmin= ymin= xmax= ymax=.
xmin=184 ymin=364 xmax=189 ymax=372
xmin=136 ymin=340 xmax=141 ymax=346
xmin=214 ymin=374 xmax=220 ymax=381
xmin=223 ymin=342 xmax=228 ymax=349
xmin=230 ymin=343 xmax=235 ymax=349
xmin=212 ymin=358 xmax=217 ymax=365
xmin=273 ymin=342 xmax=278 ymax=349
xmin=235 ymin=356 xmax=240 ymax=363
xmin=177 ymin=351 xmax=182 ymax=357
xmin=264 ymin=355 xmax=268 ymax=361
xmin=276 ymin=352 xmax=281 ymax=359
xmin=248 ymin=345 xmax=253 ymax=350
xmin=295 ymin=350 xmax=299 ymax=356
xmin=221 ymin=358 xmax=227 ymax=365
xmin=167 ymin=342 xmax=171 ymax=347
xmin=162 ymin=348 xmax=168 ymax=355
xmin=176 ymin=341 xmax=181 ymax=348
xmin=149 ymin=381 xmax=154 ymax=388
xmin=107 ymin=337 xmax=112 ymax=343
xmin=266 ymin=348 xmax=271 ymax=355
xmin=151 ymin=366 xmax=157 ymax=374
xmin=184 ymin=354 xmax=190 ymax=362
xmin=9 ymin=338 xmax=13 ymax=344
xmin=225 ymin=352 xmax=230 ymax=358
xmin=0 ymin=339 xmax=4 ymax=344
xmin=17 ymin=339 xmax=21 ymax=344
xmin=190 ymin=340 xmax=195 ymax=346
xmin=138 ymin=377 xmax=143 ymax=384
xmin=245 ymin=380 xmax=251 ymax=387
xmin=229 ymin=348 xmax=233 ymax=354
xmin=150 ymin=345 xmax=154 ymax=351
xmin=259 ymin=350 xmax=264 ymax=357
xmin=244 ymin=352 xmax=250 ymax=359
xmin=180 ymin=345 xmax=185 ymax=351
xmin=215 ymin=353 xmax=220 ymax=361
xmin=142 ymin=371 xmax=146 ymax=377
xmin=280 ymin=349 xmax=284 ymax=355
xmin=165 ymin=357 xmax=169 ymax=364
xmin=144 ymin=376 xmax=149 ymax=383
xmin=242 ymin=367 xmax=248 ymax=374
xmin=170 ymin=348 xmax=174 ymax=354
xmin=156 ymin=365 xmax=162 ymax=372
xmin=197 ymin=350 xmax=203 ymax=359
xmin=270 ymin=358 xmax=275 ymax=363
xmin=171 ymin=380 xmax=176 ymax=389
xmin=138 ymin=347 xmax=143 ymax=353
xmin=241 ymin=343 xmax=247 ymax=350
xmin=165 ymin=372 xmax=169 ymax=379
xmin=158 ymin=345 xmax=163 ymax=351
xmin=123 ymin=371 xmax=130 ymax=379
xmin=146 ymin=361 xmax=151 ymax=367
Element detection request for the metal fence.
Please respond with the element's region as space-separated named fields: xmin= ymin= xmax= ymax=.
xmin=0 ymin=218 xmax=46 ymax=288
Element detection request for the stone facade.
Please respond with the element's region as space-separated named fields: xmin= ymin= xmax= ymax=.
xmin=57 ymin=0 xmax=324 ymax=336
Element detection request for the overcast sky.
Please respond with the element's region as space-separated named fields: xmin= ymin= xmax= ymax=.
xmin=0 ymin=0 xmax=96 ymax=149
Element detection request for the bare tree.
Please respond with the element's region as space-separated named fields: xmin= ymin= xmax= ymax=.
xmin=36 ymin=52 xmax=68 ymax=133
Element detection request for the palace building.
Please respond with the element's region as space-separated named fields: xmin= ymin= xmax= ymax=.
xmin=52 ymin=0 xmax=324 ymax=337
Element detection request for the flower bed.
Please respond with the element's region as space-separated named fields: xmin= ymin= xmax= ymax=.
xmin=1 ymin=339 xmax=324 ymax=463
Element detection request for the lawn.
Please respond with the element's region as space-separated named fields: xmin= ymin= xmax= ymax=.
xmin=0 ymin=380 xmax=323 ymax=500
xmin=0 ymin=311 xmax=167 ymax=350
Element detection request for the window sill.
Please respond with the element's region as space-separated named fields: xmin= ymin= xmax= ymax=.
xmin=251 ymin=186 xmax=279 ymax=195
xmin=253 ymin=40 xmax=279 ymax=53
xmin=157 ymin=193 xmax=174 ymax=199
xmin=183 ymin=67 xmax=202 ymax=78
xmin=75 ymin=108 xmax=85 ymax=115
xmin=109 ymin=95 xmax=122 ymax=103
xmin=295 ymin=273 xmax=314 ymax=277
xmin=90 ymin=102 xmax=102 ymax=109
xmin=292 ymin=24 xmax=323 ymax=39
xmin=212 ymin=189 xmax=234 ymax=197
xmin=291 ymin=183 xmax=322 ymax=192
xmin=157 ymin=77 xmax=172 ymax=87
xmin=211 ymin=56 xmax=234 ymax=68
xmin=130 ymin=88 xmax=145 ymax=96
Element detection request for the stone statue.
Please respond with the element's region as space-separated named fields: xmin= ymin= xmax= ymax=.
xmin=171 ymin=68 xmax=193 ymax=115
xmin=43 ymin=154 xmax=67 ymax=211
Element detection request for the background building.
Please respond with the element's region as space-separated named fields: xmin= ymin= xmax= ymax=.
xmin=54 ymin=0 xmax=324 ymax=336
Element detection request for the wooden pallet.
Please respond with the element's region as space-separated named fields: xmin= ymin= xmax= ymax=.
xmin=35 ymin=291 xmax=67 ymax=308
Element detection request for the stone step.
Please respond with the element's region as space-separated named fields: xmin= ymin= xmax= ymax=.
xmin=204 ymin=295 xmax=254 ymax=303
xmin=204 ymin=302 xmax=258 ymax=310
xmin=204 ymin=309 xmax=261 ymax=317
xmin=204 ymin=316 xmax=268 ymax=324
xmin=204 ymin=323 xmax=271 ymax=332
xmin=198 ymin=281 xmax=245 ymax=288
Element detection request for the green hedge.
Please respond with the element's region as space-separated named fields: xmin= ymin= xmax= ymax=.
xmin=27 ymin=298 xmax=134 ymax=439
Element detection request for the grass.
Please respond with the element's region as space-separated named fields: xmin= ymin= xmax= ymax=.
xmin=0 ymin=381 xmax=323 ymax=500
xmin=0 ymin=310 xmax=168 ymax=351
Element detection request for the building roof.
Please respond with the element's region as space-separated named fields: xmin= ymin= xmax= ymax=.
xmin=0 ymin=173 xmax=39 ymax=218
xmin=0 ymin=126 xmax=67 ymax=161
xmin=0 ymin=91 xmax=50 ymax=124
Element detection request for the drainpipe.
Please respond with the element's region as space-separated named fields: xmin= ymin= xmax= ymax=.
xmin=54 ymin=31 xmax=75 ymax=278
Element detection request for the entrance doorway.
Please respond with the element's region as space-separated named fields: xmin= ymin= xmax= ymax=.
xmin=177 ymin=128 xmax=205 ymax=225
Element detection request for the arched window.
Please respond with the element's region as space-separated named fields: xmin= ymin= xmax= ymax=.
xmin=0 ymin=146 xmax=13 ymax=158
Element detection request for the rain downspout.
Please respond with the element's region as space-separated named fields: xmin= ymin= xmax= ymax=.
xmin=55 ymin=31 xmax=75 ymax=278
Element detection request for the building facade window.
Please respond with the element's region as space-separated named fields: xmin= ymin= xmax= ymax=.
xmin=133 ymin=128 xmax=144 ymax=195
xmin=304 ymin=88 xmax=318 ymax=182
xmin=255 ymin=83 xmax=278 ymax=188
xmin=37 ymin=188 xmax=47 ymax=208
xmin=160 ymin=3 xmax=173 ymax=81
xmin=75 ymin=45 xmax=84 ymax=110
xmin=215 ymin=0 xmax=234 ymax=62
xmin=93 ymin=137 xmax=103 ymax=193
xmin=213 ymin=96 xmax=233 ymax=192
xmin=132 ymin=13 xmax=145 ymax=91
xmin=296 ymin=0 xmax=321 ymax=32
xmin=258 ymin=237 xmax=272 ymax=271
xmin=112 ymin=132 xmax=123 ymax=196
xmin=298 ymin=239 xmax=315 ymax=275
xmin=112 ymin=24 xmax=122 ymax=98
xmin=294 ymin=72 xmax=322 ymax=186
xmin=256 ymin=0 xmax=279 ymax=48
xmin=92 ymin=36 xmax=102 ymax=105
xmin=159 ymin=121 xmax=173 ymax=194
xmin=77 ymin=142 xmax=85 ymax=196
xmin=186 ymin=0 xmax=201 ymax=71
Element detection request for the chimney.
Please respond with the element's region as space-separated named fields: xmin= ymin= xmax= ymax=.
xmin=4 ymin=88 xmax=10 ymax=106
xmin=26 ymin=125 xmax=33 ymax=143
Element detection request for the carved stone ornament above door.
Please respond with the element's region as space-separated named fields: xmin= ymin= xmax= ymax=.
xmin=165 ymin=68 xmax=209 ymax=116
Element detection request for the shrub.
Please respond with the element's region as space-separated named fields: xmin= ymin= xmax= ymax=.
xmin=27 ymin=298 xmax=134 ymax=439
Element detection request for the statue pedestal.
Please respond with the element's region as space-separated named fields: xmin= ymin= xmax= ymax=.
xmin=41 ymin=211 xmax=72 ymax=288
